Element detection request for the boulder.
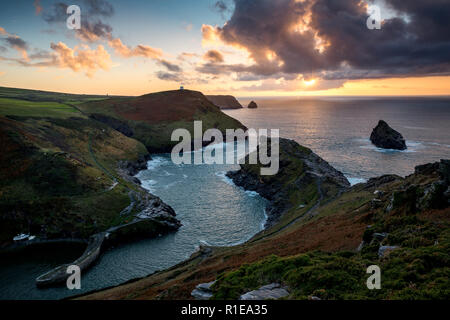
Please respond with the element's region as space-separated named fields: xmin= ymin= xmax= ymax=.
xmin=378 ymin=245 xmax=399 ymax=258
xmin=248 ymin=101 xmax=258 ymax=109
xmin=239 ymin=283 xmax=289 ymax=300
xmin=370 ymin=120 xmax=407 ymax=150
xmin=191 ymin=281 xmax=216 ymax=300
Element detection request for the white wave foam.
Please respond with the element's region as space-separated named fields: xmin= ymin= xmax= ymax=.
xmin=140 ymin=179 xmax=157 ymax=192
xmin=357 ymin=138 xmax=423 ymax=153
xmin=215 ymin=171 xmax=235 ymax=186
xmin=345 ymin=176 xmax=367 ymax=186
xmin=245 ymin=190 xmax=259 ymax=197
xmin=147 ymin=156 xmax=170 ymax=170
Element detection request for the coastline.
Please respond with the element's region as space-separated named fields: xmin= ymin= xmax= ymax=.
xmin=0 ymin=155 xmax=182 ymax=289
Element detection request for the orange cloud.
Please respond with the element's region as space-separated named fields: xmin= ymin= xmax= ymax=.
xmin=203 ymin=50 xmax=224 ymax=63
xmin=0 ymin=26 xmax=29 ymax=61
xmin=34 ymin=0 xmax=43 ymax=15
xmin=108 ymin=38 xmax=163 ymax=59
xmin=49 ymin=42 xmax=112 ymax=77
xmin=201 ymin=24 xmax=221 ymax=46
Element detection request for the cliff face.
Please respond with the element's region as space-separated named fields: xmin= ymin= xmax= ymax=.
xmin=206 ymin=95 xmax=243 ymax=110
xmin=227 ymin=138 xmax=349 ymax=227
xmin=80 ymin=90 xmax=246 ymax=153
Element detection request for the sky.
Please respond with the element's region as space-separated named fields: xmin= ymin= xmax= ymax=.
xmin=0 ymin=0 xmax=449 ymax=97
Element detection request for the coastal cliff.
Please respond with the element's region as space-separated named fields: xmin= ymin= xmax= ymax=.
xmin=227 ymin=138 xmax=350 ymax=227
xmin=80 ymin=142 xmax=449 ymax=300
xmin=80 ymin=90 xmax=246 ymax=153
xmin=206 ymin=95 xmax=243 ymax=110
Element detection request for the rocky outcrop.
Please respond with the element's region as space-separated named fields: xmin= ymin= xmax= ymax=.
xmin=227 ymin=138 xmax=350 ymax=227
xmin=119 ymin=154 xmax=152 ymax=177
xmin=206 ymin=95 xmax=243 ymax=109
xmin=191 ymin=281 xmax=216 ymax=300
xmin=239 ymin=283 xmax=289 ymax=300
xmin=248 ymin=101 xmax=258 ymax=109
xmin=370 ymin=120 xmax=407 ymax=150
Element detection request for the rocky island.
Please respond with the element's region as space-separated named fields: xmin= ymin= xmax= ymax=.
xmin=248 ymin=101 xmax=258 ymax=109
xmin=370 ymin=120 xmax=407 ymax=150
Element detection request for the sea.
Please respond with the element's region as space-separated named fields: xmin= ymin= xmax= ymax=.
xmin=1 ymin=96 xmax=449 ymax=299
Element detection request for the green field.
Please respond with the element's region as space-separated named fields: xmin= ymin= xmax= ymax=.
xmin=0 ymin=98 xmax=84 ymax=118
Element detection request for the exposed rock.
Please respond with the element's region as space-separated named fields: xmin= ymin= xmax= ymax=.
xmin=370 ymin=120 xmax=407 ymax=150
xmin=227 ymin=138 xmax=349 ymax=227
xmin=309 ymin=296 xmax=322 ymax=301
xmin=191 ymin=281 xmax=216 ymax=300
xmin=378 ymin=245 xmax=399 ymax=258
xmin=248 ymin=101 xmax=258 ymax=109
xmin=119 ymin=154 xmax=152 ymax=176
xmin=239 ymin=283 xmax=289 ymax=300
xmin=206 ymin=95 xmax=243 ymax=109
xmin=372 ymin=232 xmax=388 ymax=242
xmin=370 ymin=198 xmax=383 ymax=209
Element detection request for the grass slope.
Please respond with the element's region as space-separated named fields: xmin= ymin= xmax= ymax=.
xmin=78 ymin=90 xmax=247 ymax=152
xmin=0 ymin=89 xmax=149 ymax=246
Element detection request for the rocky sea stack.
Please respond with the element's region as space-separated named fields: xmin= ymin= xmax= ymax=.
xmin=370 ymin=120 xmax=407 ymax=150
xmin=248 ymin=101 xmax=258 ymax=109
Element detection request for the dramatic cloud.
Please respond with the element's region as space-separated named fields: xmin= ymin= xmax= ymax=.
xmin=108 ymin=38 xmax=162 ymax=59
xmin=43 ymin=0 xmax=114 ymax=43
xmin=1 ymin=42 xmax=111 ymax=78
xmin=76 ymin=20 xmax=113 ymax=42
xmin=203 ymin=50 xmax=224 ymax=63
xmin=156 ymin=71 xmax=183 ymax=82
xmin=0 ymin=27 xmax=29 ymax=60
xmin=158 ymin=59 xmax=182 ymax=72
xmin=200 ymin=0 xmax=450 ymax=80
xmin=47 ymin=42 xmax=111 ymax=77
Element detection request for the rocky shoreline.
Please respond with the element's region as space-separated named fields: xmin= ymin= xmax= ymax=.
xmin=227 ymin=138 xmax=350 ymax=228
xmin=4 ymin=154 xmax=182 ymax=288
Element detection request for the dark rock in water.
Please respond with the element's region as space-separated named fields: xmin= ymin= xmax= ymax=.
xmin=370 ymin=120 xmax=407 ymax=150
xmin=248 ymin=101 xmax=258 ymax=109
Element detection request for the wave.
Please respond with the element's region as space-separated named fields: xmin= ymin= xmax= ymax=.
xmin=215 ymin=171 xmax=235 ymax=186
xmin=147 ymin=156 xmax=170 ymax=170
xmin=345 ymin=176 xmax=367 ymax=186
xmin=357 ymin=138 xmax=423 ymax=153
xmin=140 ymin=179 xmax=158 ymax=193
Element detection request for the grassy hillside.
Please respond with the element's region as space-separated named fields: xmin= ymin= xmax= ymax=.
xmin=78 ymin=90 xmax=247 ymax=152
xmin=0 ymin=88 xmax=151 ymax=246
xmin=0 ymin=86 xmax=117 ymax=105
xmin=80 ymin=150 xmax=449 ymax=300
